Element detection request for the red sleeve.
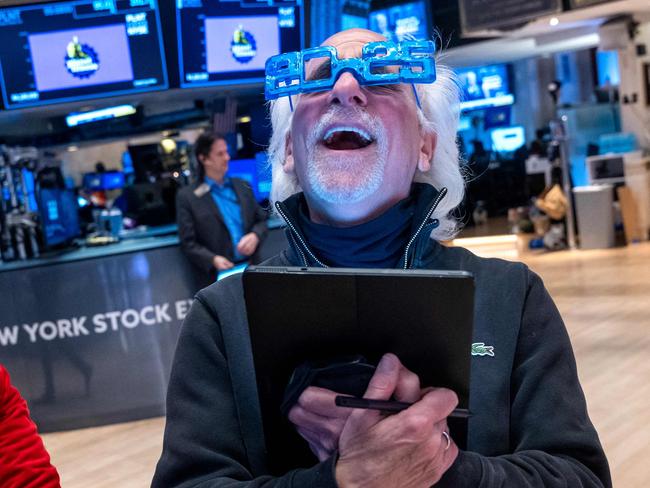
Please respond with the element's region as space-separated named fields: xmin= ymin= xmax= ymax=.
xmin=0 ymin=365 xmax=61 ymax=488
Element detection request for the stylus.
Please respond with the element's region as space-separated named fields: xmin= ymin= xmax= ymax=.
xmin=335 ymin=395 xmax=472 ymax=418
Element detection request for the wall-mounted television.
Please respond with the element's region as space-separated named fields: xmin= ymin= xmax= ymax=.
xmin=0 ymin=0 xmax=168 ymax=110
xmin=457 ymin=64 xmax=514 ymax=112
xmin=369 ymin=0 xmax=430 ymax=42
xmin=176 ymin=0 xmax=303 ymax=89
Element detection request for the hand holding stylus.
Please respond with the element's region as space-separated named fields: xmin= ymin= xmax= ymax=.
xmin=335 ymin=354 xmax=459 ymax=487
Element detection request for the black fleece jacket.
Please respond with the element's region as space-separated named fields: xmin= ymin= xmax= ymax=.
xmin=153 ymin=184 xmax=611 ymax=488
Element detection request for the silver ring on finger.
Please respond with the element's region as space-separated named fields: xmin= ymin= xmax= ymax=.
xmin=442 ymin=430 xmax=451 ymax=451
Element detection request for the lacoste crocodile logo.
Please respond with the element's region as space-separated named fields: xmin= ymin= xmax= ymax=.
xmin=471 ymin=342 xmax=495 ymax=357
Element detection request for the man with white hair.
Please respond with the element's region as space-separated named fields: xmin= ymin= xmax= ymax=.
xmin=153 ymin=29 xmax=610 ymax=487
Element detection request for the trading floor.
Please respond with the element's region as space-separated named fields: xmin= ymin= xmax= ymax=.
xmin=2 ymin=0 xmax=650 ymax=486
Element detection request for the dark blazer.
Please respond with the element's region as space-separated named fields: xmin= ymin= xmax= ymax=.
xmin=176 ymin=178 xmax=268 ymax=287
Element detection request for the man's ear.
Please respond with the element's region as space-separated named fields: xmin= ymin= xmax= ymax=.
xmin=284 ymin=132 xmax=295 ymax=175
xmin=417 ymin=131 xmax=436 ymax=173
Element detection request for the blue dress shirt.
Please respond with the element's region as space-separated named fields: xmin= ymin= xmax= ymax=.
xmin=205 ymin=176 xmax=245 ymax=262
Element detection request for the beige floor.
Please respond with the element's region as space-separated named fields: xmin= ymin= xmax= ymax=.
xmin=42 ymin=242 xmax=650 ymax=488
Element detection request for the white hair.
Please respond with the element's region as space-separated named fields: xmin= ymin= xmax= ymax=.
xmin=266 ymin=62 xmax=465 ymax=241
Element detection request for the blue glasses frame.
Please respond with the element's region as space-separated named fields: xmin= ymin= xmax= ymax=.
xmin=265 ymin=40 xmax=437 ymax=107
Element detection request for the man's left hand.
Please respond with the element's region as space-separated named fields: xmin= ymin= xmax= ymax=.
xmin=288 ymin=387 xmax=349 ymax=461
xmin=288 ymin=357 xmax=422 ymax=461
xmin=236 ymin=233 xmax=260 ymax=256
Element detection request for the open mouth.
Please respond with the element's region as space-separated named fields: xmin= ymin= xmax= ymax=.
xmin=322 ymin=126 xmax=374 ymax=151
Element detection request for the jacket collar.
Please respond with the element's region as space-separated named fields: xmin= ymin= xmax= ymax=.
xmin=275 ymin=183 xmax=447 ymax=268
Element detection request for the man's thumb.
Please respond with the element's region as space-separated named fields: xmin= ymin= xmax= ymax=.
xmin=341 ymin=353 xmax=400 ymax=438
xmin=363 ymin=353 xmax=399 ymax=400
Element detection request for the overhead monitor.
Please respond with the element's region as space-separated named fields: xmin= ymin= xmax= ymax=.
xmin=0 ymin=0 xmax=168 ymax=110
xmin=457 ymin=64 xmax=514 ymax=112
xmin=176 ymin=0 xmax=303 ymax=88
xmin=369 ymin=1 xmax=430 ymax=42
xmin=65 ymin=104 xmax=137 ymax=127
xmin=491 ymin=126 xmax=525 ymax=153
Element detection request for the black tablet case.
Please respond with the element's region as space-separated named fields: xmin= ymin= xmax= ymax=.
xmin=243 ymin=267 xmax=475 ymax=474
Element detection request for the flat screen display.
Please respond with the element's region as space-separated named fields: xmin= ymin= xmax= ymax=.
xmin=228 ymin=152 xmax=272 ymax=202
xmin=82 ymin=171 xmax=125 ymax=191
xmin=0 ymin=0 xmax=168 ymax=110
xmin=369 ymin=1 xmax=429 ymax=42
xmin=176 ymin=0 xmax=303 ymax=88
xmin=457 ymin=64 xmax=514 ymax=111
xmin=342 ymin=13 xmax=368 ymax=31
xmin=491 ymin=126 xmax=525 ymax=153
xmin=596 ymin=50 xmax=620 ymax=87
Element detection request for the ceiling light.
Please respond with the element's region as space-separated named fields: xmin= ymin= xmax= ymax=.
xmin=549 ymin=17 xmax=559 ymax=26
xmin=160 ymin=138 xmax=177 ymax=154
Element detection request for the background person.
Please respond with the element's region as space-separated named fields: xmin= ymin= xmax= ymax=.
xmin=176 ymin=132 xmax=267 ymax=288
xmin=0 ymin=365 xmax=60 ymax=488
xmin=154 ymin=29 xmax=610 ymax=487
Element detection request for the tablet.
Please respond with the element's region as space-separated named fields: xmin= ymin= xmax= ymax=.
xmin=243 ymin=266 xmax=475 ymax=474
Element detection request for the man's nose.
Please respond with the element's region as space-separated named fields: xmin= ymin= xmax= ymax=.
xmin=327 ymin=71 xmax=368 ymax=107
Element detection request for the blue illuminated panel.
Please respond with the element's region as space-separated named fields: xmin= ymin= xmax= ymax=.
xmin=0 ymin=0 xmax=168 ymax=109
xmin=457 ymin=64 xmax=514 ymax=111
xmin=491 ymin=126 xmax=525 ymax=153
xmin=176 ymin=0 xmax=303 ymax=88
xmin=66 ymin=104 xmax=136 ymax=126
xmin=227 ymin=152 xmax=271 ymax=202
xmin=369 ymin=1 xmax=430 ymax=42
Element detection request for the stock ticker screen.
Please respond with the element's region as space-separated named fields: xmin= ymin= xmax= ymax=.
xmin=0 ymin=0 xmax=168 ymax=109
xmin=176 ymin=0 xmax=303 ymax=88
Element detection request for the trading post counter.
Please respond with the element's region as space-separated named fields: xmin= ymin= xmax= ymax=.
xmin=0 ymin=234 xmax=200 ymax=432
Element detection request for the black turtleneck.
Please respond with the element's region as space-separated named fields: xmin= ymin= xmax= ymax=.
xmin=296 ymin=194 xmax=416 ymax=268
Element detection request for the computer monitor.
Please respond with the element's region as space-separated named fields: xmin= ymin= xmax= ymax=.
xmin=483 ymin=105 xmax=512 ymax=129
xmin=176 ymin=0 xmax=303 ymax=88
xmin=457 ymin=116 xmax=472 ymax=132
xmin=369 ymin=1 xmax=430 ymax=42
xmin=491 ymin=126 xmax=525 ymax=153
xmin=586 ymin=154 xmax=625 ymax=185
xmin=458 ymin=64 xmax=514 ymax=112
xmin=82 ymin=171 xmax=125 ymax=191
xmin=596 ymin=51 xmax=620 ymax=87
xmin=228 ymin=152 xmax=271 ymax=202
xmin=342 ymin=13 xmax=369 ymax=30
xmin=122 ymin=180 xmax=176 ymax=226
xmin=128 ymin=143 xmax=163 ymax=184
xmin=0 ymin=0 xmax=168 ymax=109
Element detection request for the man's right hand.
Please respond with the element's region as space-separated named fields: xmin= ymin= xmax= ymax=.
xmin=212 ymin=255 xmax=234 ymax=271
xmin=335 ymin=353 xmax=459 ymax=488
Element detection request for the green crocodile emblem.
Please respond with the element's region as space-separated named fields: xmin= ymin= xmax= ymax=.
xmin=471 ymin=342 xmax=495 ymax=357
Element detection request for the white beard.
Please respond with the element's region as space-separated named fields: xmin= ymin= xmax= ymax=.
xmin=305 ymin=106 xmax=388 ymax=204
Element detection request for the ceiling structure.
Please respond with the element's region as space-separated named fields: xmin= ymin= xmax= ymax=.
xmin=445 ymin=0 xmax=650 ymax=67
xmin=2 ymin=0 xmax=650 ymax=139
